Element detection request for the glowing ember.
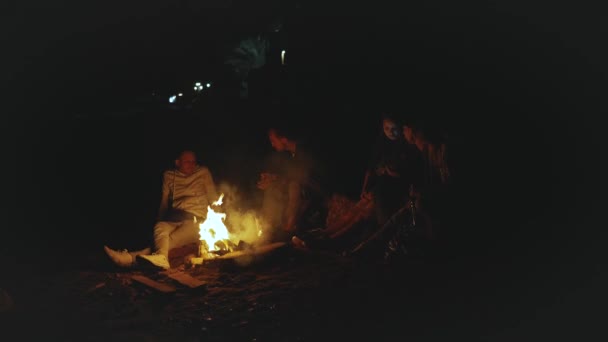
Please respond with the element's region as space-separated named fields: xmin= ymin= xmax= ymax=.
xmin=199 ymin=194 xmax=231 ymax=252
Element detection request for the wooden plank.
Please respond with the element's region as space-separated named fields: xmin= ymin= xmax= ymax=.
xmin=216 ymin=242 xmax=286 ymax=260
xmin=131 ymin=275 xmax=176 ymax=293
xmin=165 ymin=271 xmax=207 ymax=289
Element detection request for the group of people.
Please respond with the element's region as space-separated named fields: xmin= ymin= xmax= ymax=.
xmin=104 ymin=113 xmax=452 ymax=269
xmin=364 ymin=114 xmax=451 ymax=230
xmin=355 ymin=114 xmax=452 ymax=260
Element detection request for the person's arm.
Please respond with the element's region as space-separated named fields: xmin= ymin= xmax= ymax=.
xmin=157 ymin=171 xmax=171 ymax=221
xmin=257 ymin=172 xmax=279 ymax=190
xmin=360 ymin=170 xmax=372 ymax=198
xmin=361 ymin=136 xmax=384 ymax=197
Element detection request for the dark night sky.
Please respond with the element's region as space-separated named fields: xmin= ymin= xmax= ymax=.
xmin=1 ymin=1 xmax=606 ymax=324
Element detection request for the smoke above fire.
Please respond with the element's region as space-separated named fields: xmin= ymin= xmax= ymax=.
xmin=216 ymin=182 xmax=271 ymax=246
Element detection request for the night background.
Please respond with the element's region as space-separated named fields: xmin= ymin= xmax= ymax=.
xmin=1 ymin=0 xmax=605 ymax=340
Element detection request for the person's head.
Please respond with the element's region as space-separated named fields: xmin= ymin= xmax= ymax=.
xmin=413 ymin=125 xmax=446 ymax=152
xmin=399 ymin=113 xmax=423 ymax=145
xmin=268 ymin=127 xmax=296 ymax=152
xmin=381 ymin=114 xmax=400 ymax=141
xmin=402 ymin=123 xmax=415 ymax=144
xmin=175 ymin=150 xmax=198 ymax=175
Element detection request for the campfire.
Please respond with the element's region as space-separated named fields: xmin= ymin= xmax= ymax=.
xmin=196 ymin=193 xmax=264 ymax=262
xmin=199 ymin=194 xmax=231 ymax=254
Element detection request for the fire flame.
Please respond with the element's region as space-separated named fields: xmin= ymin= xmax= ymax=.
xmin=214 ymin=193 xmax=224 ymax=206
xmin=199 ymin=194 xmax=231 ymax=251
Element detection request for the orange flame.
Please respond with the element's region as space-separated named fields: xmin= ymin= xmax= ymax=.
xmin=198 ymin=194 xmax=231 ymax=251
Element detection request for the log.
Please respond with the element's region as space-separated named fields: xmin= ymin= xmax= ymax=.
xmin=215 ymin=242 xmax=287 ymax=260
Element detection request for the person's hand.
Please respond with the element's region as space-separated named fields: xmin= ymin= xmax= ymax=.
xmin=385 ymin=167 xmax=400 ymax=177
xmin=360 ymin=191 xmax=373 ymax=201
xmin=376 ymin=165 xmax=399 ymax=177
xmin=257 ymin=172 xmax=278 ymax=190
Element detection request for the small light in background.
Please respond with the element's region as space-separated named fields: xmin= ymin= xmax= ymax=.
xmin=206 ymin=83 xmax=211 ymax=88
xmin=169 ymin=95 xmax=177 ymax=103
xmin=178 ymin=93 xmax=183 ymax=97
xmin=281 ymin=50 xmax=286 ymax=65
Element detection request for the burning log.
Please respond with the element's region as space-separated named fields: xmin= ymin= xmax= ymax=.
xmin=212 ymin=240 xmax=240 ymax=255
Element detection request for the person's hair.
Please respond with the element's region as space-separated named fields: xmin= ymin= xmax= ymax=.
xmin=268 ymin=124 xmax=301 ymax=142
xmin=176 ymin=149 xmax=197 ymax=160
xmin=380 ymin=112 xmax=400 ymax=125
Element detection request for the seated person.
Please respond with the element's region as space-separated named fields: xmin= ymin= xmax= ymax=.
xmin=257 ymin=126 xmax=326 ymax=241
xmin=104 ymin=150 xmax=218 ymax=269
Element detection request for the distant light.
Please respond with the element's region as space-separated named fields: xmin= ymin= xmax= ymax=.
xmin=178 ymin=93 xmax=183 ymax=96
xmin=169 ymin=95 xmax=177 ymax=103
xmin=193 ymin=86 xmax=197 ymax=90
xmin=281 ymin=50 xmax=286 ymax=65
xmin=206 ymin=83 xmax=211 ymax=88
xmin=195 ymin=82 xmax=201 ymax=86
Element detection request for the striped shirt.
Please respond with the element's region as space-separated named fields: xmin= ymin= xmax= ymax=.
xmin=158 ymin=166 xmax=218 ymax=219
